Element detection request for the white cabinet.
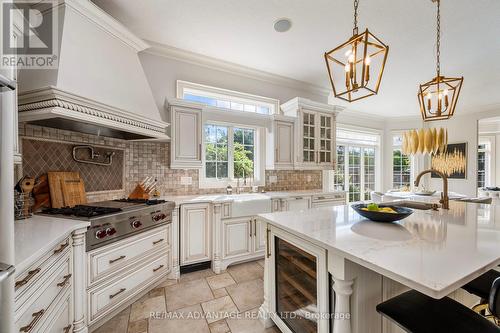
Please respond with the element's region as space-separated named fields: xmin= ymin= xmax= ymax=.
xmin=281 ymin=196 xmax=312 ymax=211
xmin=168 ymin=99 xmax=203 ymax=169
xmin=253 ymin=219 xmax=266 ymax=253
xmin=281 ymin=97 xmax=342 ymax=170
xmin=181 ymin=203 xmax=211 ymax=265
xmin=273 ymin=118 xmax=294 ymax=169
xmin=222 ymin=217 xmax=252 ymax=258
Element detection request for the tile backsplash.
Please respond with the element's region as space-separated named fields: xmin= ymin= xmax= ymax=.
xmin=19 ymin=124 xmax=322 ymax=202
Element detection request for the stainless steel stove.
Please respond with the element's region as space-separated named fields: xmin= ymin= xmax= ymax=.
xmin=39 ymin=199 xmax=175 ymax=251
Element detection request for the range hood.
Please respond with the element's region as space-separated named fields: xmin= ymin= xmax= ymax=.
xmin=17 ymin=0 xmax=169 ymax=140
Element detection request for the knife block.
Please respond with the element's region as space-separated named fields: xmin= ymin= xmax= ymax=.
xmin=128 ymin=184 xmax=150 ymax=200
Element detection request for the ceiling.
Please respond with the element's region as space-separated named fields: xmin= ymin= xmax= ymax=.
xmin=92 ymin=0 xmax=500 ymax=118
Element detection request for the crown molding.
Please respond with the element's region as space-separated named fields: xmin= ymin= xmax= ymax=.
xmin=55 ymin=0 xmax=149 ymax=52
xmin=144 ymin=41 xmax=331 ymax=98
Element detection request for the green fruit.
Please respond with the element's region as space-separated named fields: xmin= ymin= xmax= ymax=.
xmin=367 ymin=203 xmax=379 ymax=211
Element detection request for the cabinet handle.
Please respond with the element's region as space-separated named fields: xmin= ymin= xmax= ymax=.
xmin=153 ymin=238 xmax=164 ymax=245
xmin=295 ymin=197 xmax=303 ymax=200
xmin=317 ymin=196 xmax=325 ymax=200
xmin=109 ymin=255 xmax=126 ymax=264
xmin=63 ymin=325 xmax=72 ymax=333
xmin=199 ymin=143 xmax=202 ymax=159
xmin=153 ymin=265 xmax=164 ymax=272
xmin=109 ymin=288 xmax=126 ymax=299
xmin=19 ymin=309 xmax=45 ymax=332
xmin=266 ymin=228 xmax=271 ymax=258
xmin=254 ymin=219 xmax=257 ymax=237
xmin=275 ymin=148 xmax=278 ymax=162
xmin=15 ymin=268 xmax=41 ymax=289
xmin=53 ymin=242 xmax=69 ymax=255
xmin=249 ymin=220 xmax=253 ymax=237
xmin=57 ymin=274 xmax=72 ymax=287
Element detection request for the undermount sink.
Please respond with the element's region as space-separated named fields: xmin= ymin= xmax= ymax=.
xmin=228 ymin=193 xmax=272 ymax=217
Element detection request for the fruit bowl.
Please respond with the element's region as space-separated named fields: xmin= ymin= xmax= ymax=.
xmin=351 ymin=203 xmax=413 ymax=223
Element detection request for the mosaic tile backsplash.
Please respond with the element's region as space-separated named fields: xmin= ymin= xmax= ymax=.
xmin=19 ymin=124 xmax=322 ymax=202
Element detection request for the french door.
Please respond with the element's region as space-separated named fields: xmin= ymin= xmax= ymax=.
xmin=335 ymin=144 xmax=376 ymax=202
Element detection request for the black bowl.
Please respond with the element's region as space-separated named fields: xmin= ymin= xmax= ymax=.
xmin=351 ymin=204 xmax=413 ymax=223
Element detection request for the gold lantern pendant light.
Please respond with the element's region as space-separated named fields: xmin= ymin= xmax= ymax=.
xmin=324 ymin=0 xmax=389 ymax=102
xmin=418 ymin=0 xmax=463 ymax=122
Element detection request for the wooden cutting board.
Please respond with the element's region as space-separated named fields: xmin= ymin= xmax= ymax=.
xmin=32 ymin=174 xmax=51 ymax=211
xmin=47 ymin=172 xmax=83 ymax=208
xmin=61 ymin=178 xmax=87 ymax=207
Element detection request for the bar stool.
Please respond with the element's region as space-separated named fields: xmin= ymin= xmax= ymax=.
xmin=463 ymin=269 xmax=500 ymax=319
xmin=376 ymin=277 xmax=500 ymax=333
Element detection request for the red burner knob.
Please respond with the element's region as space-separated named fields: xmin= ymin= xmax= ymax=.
xmin=106 ymin=227 xmax=116 ymax=236
xmin=95 ymin=229 xmax=107 ymax=239
xmin=131 ymin=220 xmax=142 ymax=229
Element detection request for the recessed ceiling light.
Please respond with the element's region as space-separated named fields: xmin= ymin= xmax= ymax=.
xmin=274 ymin=18 xmax=292 ymax=33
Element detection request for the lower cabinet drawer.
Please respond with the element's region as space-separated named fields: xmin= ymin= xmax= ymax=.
xmin=88 ymin=251 xmax=170 ymax=323
xmin=15 ymin=256 xmax=71 ymax=332
xmin=39 ymin=292 xmax=72 ymax=333
xmin=88 ymin=225 xmax=170 ymax=286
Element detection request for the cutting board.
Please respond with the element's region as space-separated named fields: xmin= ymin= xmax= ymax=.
xmin=47 ymin=172 xmax=84 ymax=208
xmin=61 ymin=178 xmax=87 ymax=207
xmin=33 ymin=174 xmax=51 ymax=211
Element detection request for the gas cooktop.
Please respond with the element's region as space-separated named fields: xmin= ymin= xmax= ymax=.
xmin=41 ymin=205 xmax=122 ymax=218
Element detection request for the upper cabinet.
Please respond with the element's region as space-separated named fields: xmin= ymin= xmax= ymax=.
xmin=167 ymin=99 xmax=204 ymax=169
xmin=281 ymin=98 xmax=343 ymax=170
xmin=266 ymin=115 xmax=295 ymax=170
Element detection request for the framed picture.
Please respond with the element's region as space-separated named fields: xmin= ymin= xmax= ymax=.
xmin=431 ymin=142 xmax=467 ymax=179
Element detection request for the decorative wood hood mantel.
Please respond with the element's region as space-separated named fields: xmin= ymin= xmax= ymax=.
xmin=16 ymin=0 xmax=169 ymax=140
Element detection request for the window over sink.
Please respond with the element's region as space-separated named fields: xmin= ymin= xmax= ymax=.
xmin=202 ymin=123 xmax=260 ymax=187
xmin=177 ymin=80 xmax=278 ymax=115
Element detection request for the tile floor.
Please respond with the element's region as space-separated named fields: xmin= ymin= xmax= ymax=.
xmin=94 ymin=259 xmax=280 ymax=333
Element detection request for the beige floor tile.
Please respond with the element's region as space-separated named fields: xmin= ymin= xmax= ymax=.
xmin=93 ymin=307 xmax=130 ymax=333
xmin=226 ymin=307 xmax=274 ymax=333
xmin=130 ymin=295 xmax=166 ymax=322
xmin=256 ymin=259 xmax=265 ymax=268
xmin=160 ymin=278 xmax=178 ymax=287
xmin=226 ymin=279 xmax=264 ymax=312
xmin=148 ymin=287 xmax=165 ymax=298
xmin=180 ymin=268 xmax=215 ymax=283
xmin=228 ymin=262 xmax=264 ymax=283
xmin=149 ymin=304 xmax=210 ymax=333
xmin=213 ymin=288 xmax=228 ymax=298
xmin=206 ymin=273 xmax=236 ymax=290
xmin=128 ymin=318 xmax=148 ymax=333
xmin=165 ymin=278 xmax=214 ymax=311
xmin=201 ymin=295 xmax=239 ymax=324
xmin=208 ymin=319 xmax=231 ymax=333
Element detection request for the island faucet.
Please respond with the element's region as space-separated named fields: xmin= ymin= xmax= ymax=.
xmin=414 ymin=169 xmax=449 ymax=209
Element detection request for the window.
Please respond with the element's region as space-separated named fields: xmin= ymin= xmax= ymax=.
xmin=177 ymin=80 xmax=278 ymax=115
xmin=334 ymin=127 xmax=380 ymax=202
xmin=478 ymin=143 xmax=490 ymax=189
xmin=203 ymin=124 xmax=257 ymax=183
xmin=392 ymin=134 xmax=412 ymax=190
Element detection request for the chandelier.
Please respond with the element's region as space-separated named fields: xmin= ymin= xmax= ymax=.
xmin=418 ymin=0 xmax=463 ymax=122
xmin=324 ymin=0 xmax=389 ymax=102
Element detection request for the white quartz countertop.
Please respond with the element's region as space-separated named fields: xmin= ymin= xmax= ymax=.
xmin=161 ymin=190 xmax=345 ymax=206
xmin=259 ymin=202 xmax=500 ymax=298
xmin=15 ymin=216 xmax=90 ymax=273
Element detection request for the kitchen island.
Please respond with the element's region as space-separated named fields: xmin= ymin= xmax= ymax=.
xmin=257 ymin=202 xmax=500 ymax=333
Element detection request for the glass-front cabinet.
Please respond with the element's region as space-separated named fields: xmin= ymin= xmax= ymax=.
xmin=268 ymin=226 xmax=329 ymax=333
xmin=281 ymin=97 xmax=339 ymax=170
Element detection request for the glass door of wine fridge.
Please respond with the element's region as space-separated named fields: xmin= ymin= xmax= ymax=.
xmin=269 ymin=226 xmax=329 ymax=333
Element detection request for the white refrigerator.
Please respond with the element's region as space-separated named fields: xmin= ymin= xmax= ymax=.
xmin=0 ymin=73 xmax=16 ymax=333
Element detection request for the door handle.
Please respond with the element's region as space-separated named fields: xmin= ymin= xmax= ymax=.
xmin=249 ymin=219 xmax=253 ymax=237
xmin=109 ymin=288 xmax=126 ymax=299
xmin=254 ymin=219 xmax=257 ymax=237
xmin=266 ymin=228 xmax=271 ymax=258
xmin=109 ymin=255 xmax=126 ymax=264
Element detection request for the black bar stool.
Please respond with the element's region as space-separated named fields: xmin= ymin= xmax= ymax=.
xmin=376 ymin=278 xmax=500 ymax=333
xmin=463 ymin=269 xmax=500 ymax=318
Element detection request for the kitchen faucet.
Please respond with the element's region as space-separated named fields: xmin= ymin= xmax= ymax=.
xmin=414 ymin=169 xmax=449 ymax=209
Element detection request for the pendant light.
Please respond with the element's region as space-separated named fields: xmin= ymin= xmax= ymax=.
xmin=418 ymin=0 xmax=463 ymax=122
xmin=324 ymin=0 xmax=389 ymax=102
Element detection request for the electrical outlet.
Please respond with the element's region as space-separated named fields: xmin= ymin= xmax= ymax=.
xmin=268 ymin=175 xmax=278 ymax=184
xmin=180 ymin=176 xmax=192 ymax=185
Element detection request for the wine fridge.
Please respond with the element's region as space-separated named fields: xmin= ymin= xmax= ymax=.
xmin=268 ymin=226 xmax=329 ymax=333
